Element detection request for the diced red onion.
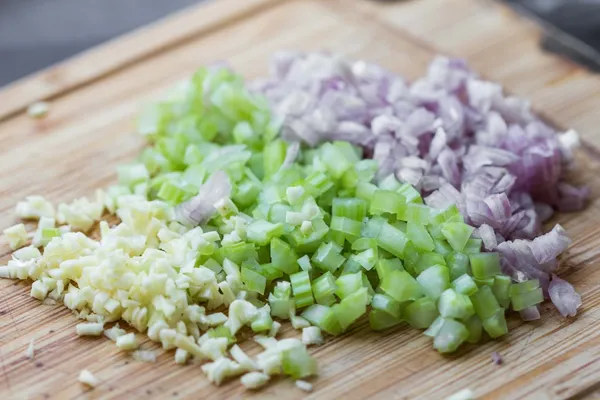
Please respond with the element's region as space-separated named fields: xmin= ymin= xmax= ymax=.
xmin=491 ymin=351 xmax=503 ymax=365
xmin=175 ymin=170 xmax=231 ymax=226
xmin=549 ymin=274 xmax=581 ymax=317
xmin=519 ymin=306 xmax=541 ymax=321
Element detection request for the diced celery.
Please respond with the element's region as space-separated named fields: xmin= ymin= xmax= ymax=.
xmin=332 ymin=198 xmax=367 ymax=221
xmin=312 ymin=242 xmax=345 ymax=273
xmin=446 ymin=252 xmax=470 ymax=281
xmin=469 ymin=253 xmax=501 ymax=279
xmin=380 ymin=270 xmax=424 ymax=302
xmin=470 ymin=285 xmax=500 ymax=320
xmin=482 ymin=309 xmax=508 ymax=338
xmin=417 ymin=265 xmax=450 ymax=300
xmin=404 ymin=297 xmax=438 ymax=329
xmin=511 ymin=287 xmax=544 ymax=312
xmin=452 ymin=274 xmax=479 ymax=296
xmin=438 ymin=289 xmax=474 ymax=320
xmin=369 ymin=310 xmax=402 ymax=331
xmin=241 ymin=266 xmax=267 ymax=295
xmin=302 ymin=304 xmax=341 ymax=335
xmin=333 ymin=287 xmax=369 ymax=331
xmin=282 ymin=345 xmax=317 ymax=379
xmin=397 ymin=183 xmax=422 ymax=204
xmin=463 ymin=238 xmax=482 ymax=254
xmin=402 ymin=203 xmax=430 ymax=225
xmin=335 ymin=272 xmax=364 ymax=299
xmin=376 ymin=222 xmax=408 ymax=259
xmin=371 ymin=293 xmax=402 ymax=319
xmin=407 ymin=222 xmax=435 ymax=252
xmin=491 ymin=275 xmax=511 ymax=308
xmin=270 ymin=238 xmax=299 ymax=275
xmin=290 ymin=271 xmax=314 ymax=309
xmin=370 ymin=190 xmax=405 ymax=216
xmin=433 ymin=319 xmax=469 ymax=353
xmin=351 ymin=248 xmax=378 ymax=271
xmin=415 ymin=252 xmax=446 ymax=275
xmin=312 ymin=272 xmax=337 ymax=305
xmin=464 ymin=315 xmax=483 ymax=343
xmin=375 ymin=258 xmax=404 ymax=281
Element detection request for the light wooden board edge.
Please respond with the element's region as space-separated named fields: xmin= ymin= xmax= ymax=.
xmin=0 ymin=0 xmax=283 ymax=122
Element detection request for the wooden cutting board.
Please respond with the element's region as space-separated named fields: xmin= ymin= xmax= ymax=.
xmin=2 ymin=0 xmax=600 ymax=398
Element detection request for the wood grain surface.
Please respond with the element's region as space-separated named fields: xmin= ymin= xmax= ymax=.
xmin=1 ymin=0 xmax=600 ymax=399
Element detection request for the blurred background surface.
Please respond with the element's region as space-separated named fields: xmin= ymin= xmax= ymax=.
xmin=0 ymin=0 xmax=203 ymax=86
xmin=1 ymin=0 xmax=599 ymax=87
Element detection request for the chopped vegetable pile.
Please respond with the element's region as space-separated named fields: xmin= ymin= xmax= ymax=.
xmin=1 ymin=53 xmax=585 ymax=392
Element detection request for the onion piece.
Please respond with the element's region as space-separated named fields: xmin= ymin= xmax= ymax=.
xmin=175 ymin=171 xmax=231 ymax=226
xmin=549 ymin=274 xmax=581 ymax=317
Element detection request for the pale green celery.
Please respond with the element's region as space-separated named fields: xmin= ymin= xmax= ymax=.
xmin=463 ymin=238 xmax=482 ymax=254
xmin=312 ymin=242 xmax=345 ymax=273
xmin=378 ymin=174 xmax=402 ymax=191
xmin=331 ymin=198 xmax=367 ymax=221
xmin=375 ymin=258 xmax=404 ymax=281
xmin=182 ymin=164 xmax=207 ymax=188
xmin=470 ymin=285 xmax=500 ymax=320
xmin=268 ymin=203 xmax=291 ymax=224
xmin=290 ymin=271 xmax=314 ymax=309
xmin=376 ymin=222 xmax=408 ymax=259
xmin=433 ymin=319 xmax=469 ymax=353
xmin=482 ymin=308 xmax=508 ymax=338
xmin=397 ymin=183 xmax=423 ymax=204
xmin=511 ymin=287 xmax=544 ymax=311
xmin=491 ymin=275 xmax=511 ymax=308
xmin=446 ymin=252 xmax=470 ymax=281
xmin=510 ymin=279 xmax=540 ymax=295
xmin=330 ymin=216 xmax=362 ymax=239
xmin=335 ymin=272 xmax=364 ymax=300
xmin=301 ymin=304 xmax=342 ymax=335
xmin=452 ymin=274 xmax=479 ymax=296
xmin=371 ymin=293 xmax=402 ymax=319
xmin=469 ymin=253 xmax=501 ymax=279
xmin=312 ymin=272 xmax=337 ymax=305
xmin=401 ymin=203 xmax=430 ymax=225
xmin=404 ymin=297 xmax=438 ymax=329
xmin=288 ymin=219 xmax=330 ymax=253
xmin=297 ymin=255 xmax=312 ymax=272
xmin=117 ymin=163 xmax=149 ymax=188
xmin=369 ymin=310 xmax=402 ymax=330
xmin=433 ymin=239 xmax=453 ymax=257
xmin=241 ymin=266 xmax=267 ymax=295
xmin=369 ymin=190 xmax=405 ymax=216
xmin=356 ymin=181 xmax=378 ymax=202
xmin=464 ymin=315 xmax=483 ymax=343
xmin=333 ymin=287 xmax=369 ymax=331
xmin=414 ymin=252 xmax=446 ymax=275
xmin=352 ymin=237 xmax=378 ymax=252
xmin=282 ymin=346 xmax=317 ymax=379
xmin=270 ymin=238 xmax=299 ymax=275
xmin=361 ymin=216 xmax=386 ymax=238
xmin=321 ymin=142 xmax=352 ymax=179
xmin=380 ymin=270 xmax=424 ymax=302
xmin=351 ymin=248 xmax=378 ymax=271
xmin=441 ymin=222 xmax=475 ymax=252
xmin=417 ymin=265 xmax=450 ymax=300
xmin=438 ymin=289 xmax=474 ymax=320
xmin=407 ymin=221 xmax=435 ymax=251
xmin=246 ymin=220 xmax=284 ymax=246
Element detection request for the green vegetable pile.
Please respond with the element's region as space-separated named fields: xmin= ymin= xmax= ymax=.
xmin=1 ymin=65 xmax=546 ymax=390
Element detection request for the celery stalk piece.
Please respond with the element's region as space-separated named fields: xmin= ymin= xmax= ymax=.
xmin=375 ymin=258 xmax=404 ymax=281
xmin=511 ymin=287 xmax=544 ymax=311
xmin=270 ymin=238 xmax=299 ymax=275
xmin=369 ymin=310 xmax=402 ymax=330
xmin=241 ymin=266 xmax=267 ymax=295
xmin=469 ymin=253 xmax=501 ymax=279
xmin=380 ymin=270 xmax=424 ymax=302
xmin=404 ymin=297 xmax=439 ymax=329
xmin=290 ymin=271 xmax=314 ymax=309
xmin=301 ymin=304 xmax=342 ymax=335
xmin=312 ymin=242 xmax=345 ymax=273
xmin=491 ymin=275 xmax=511 ymax=308
xmin=446 ymin=252 xmax=470 ymax=281
xmin=452 ymin=274 xmax=479 ymax=296
xmin=371 ymin=293 xmax=402 ymax=319
xmin=332 ymin=198 xmax=367 ymax=221
xmin=312 ymin=272 xmax=337 ymax=305
xmin=464 ymin=315 xmax=483 ymax=343
xmin=402 ymin=203 xmax=431 ymax=225
xmin=335 ymin=272 xmax=364 ymax=300
xmin=369 ymin=190 xmax=405 ymax=216
xmin=417 ymin=265 xmax=450 ymax=300
xmin=407 ymin=221 xmax=435 ymax=252
xmin=333 ymin=287 xmax=369 ymax=331
xmin=482 ymin=309 xmax=508 ymax=338
xmin=470 ymin=285 xmax=501 ymax=320
xmin=376 ymin=222 xmax=408 ymax=259
xmin=433 ymin=319 xmax=469 ymax=353
xmin=282 ymin=345 xmax=317 ymax=379
xmin=438 ymin=289 xmax=475 ymax=320
xmin=441 ymin=222 xmax=475 ymax=252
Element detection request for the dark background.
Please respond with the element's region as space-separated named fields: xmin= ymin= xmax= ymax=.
xmin=0 ymin=0 xmax=203 ymax=87
xmin=1 ymin=0 xmax=599 ymax=87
